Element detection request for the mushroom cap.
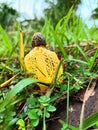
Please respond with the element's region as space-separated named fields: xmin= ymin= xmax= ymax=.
xmin=32 ymin=32 xmax=46 ymax=47
xmin=24 ymin=46 xmax=63 ymax=91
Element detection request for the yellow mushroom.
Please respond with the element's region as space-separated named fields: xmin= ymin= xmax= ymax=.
xmin=24 ymin=32 xmax=63 ymax=91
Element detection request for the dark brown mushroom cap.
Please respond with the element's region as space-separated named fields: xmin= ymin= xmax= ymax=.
xmin=32 ymin=32 xmax=46 ymax=47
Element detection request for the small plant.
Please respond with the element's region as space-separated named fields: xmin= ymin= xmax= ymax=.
xmin=28 ymin=108 xmax=42 ymax=127
xmin=26 ymin=95 xmax=56 ymax=129
xmin=17 ymin=119 xmax=26 ymax=130
xmin=59 ymin=120 xmax=78 ymax=130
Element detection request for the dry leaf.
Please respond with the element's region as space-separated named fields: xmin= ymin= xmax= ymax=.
xmin=0 ymin=73 xmax=19 ymax=88
xmin=84 ymin=81 xmax=96 ymax=102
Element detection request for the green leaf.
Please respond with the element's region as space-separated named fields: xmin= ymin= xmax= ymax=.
xmin=27 ymin=96 xmax=39 ymax=108
xmin=28 ymin=109 xmax=38 ymax=120
xmin=9 ymin=118 xmax=18 ymax=126
xmin=47 ymin=105 xmax=56 ymax=112
xmin=45 ymin=111 xmax=50 ymax=118
xmin=37 ymin=109 xmax=42 ymax=116
xmin=79 ymin=112 xmax=98 ymax=130
xmin=17 ymin=119 xmax=25 ymax=127
xmin=31 ymin=119 xmax=39 ymax=127
xmin=0 ymin=78 xmax=39 ymax=112
xmin=61 ymin=123 xmax=68 ymax=130
xmin=38 ymin=96 xmax=50 ymax=103
xmin=59 ymin=119 xmax=78 ymax=130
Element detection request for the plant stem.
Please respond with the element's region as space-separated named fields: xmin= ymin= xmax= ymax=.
xmin=43 ymin=107 xmax=46 ymax=130
xmin=66 ymin=76 xmax=70 ymax=124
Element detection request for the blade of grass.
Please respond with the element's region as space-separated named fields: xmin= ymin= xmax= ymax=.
xmin=0 ymin=40 xmax=18 ymax=78
xmin=82 ymin=112 xmax=98 ymax=130
xmin=46 ymin=59 xmax=63 ymax=97
xmin=55 ymin=6 xmax=73 ymax=32
xmin=0 ymin=78 xmax=48 ymax=112
xmin=54 ymin=7 xmax=74 ymax=58
xmin=64 ymin=58 xmax=88 ymax=65
xmin=75 ymin=43 xmax=90 ymax=63
xmin=0 ymin=25 xmax=12 ymax=52
xmin=1 ymin=62 xmax=15 ymax=72
xmin=89 ymin=48 xmax=98 ymax=71
xmin=54 ymin=34 xmax=67 ymax=58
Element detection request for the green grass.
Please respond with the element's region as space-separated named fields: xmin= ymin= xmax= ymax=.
xmin=0 ymin=8 xmax=98 ymax=130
